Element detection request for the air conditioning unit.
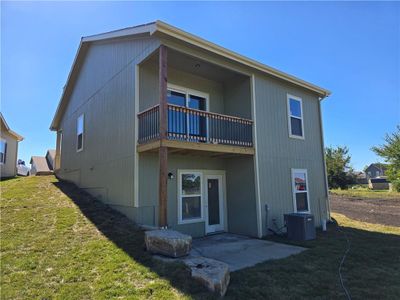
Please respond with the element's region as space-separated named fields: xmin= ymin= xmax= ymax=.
xmin=284 ymin=213 xmax=316 ymax=241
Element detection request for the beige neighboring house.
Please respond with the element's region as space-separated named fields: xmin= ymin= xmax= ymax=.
xmin=30 ymin=155 xmax=54 ymax=176
xmin=1 ymin=113 xmax=23 ymax=178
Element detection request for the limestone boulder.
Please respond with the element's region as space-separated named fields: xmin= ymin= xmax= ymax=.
xmin=184 ymin=256 xmax=230 ymax=297
xmin=145 ymin=229 xmax=192 ymax=258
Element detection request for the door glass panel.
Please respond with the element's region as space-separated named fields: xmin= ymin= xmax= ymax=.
xmin=207 ymin=179 xmax=220 ymax=225
xmin=189 ymin=95 xmax=207 ymax=138
xmin=167 ymin=90 xmax=186 ymax=106
xmin=168 ymin=90 xmax=186 ymax=135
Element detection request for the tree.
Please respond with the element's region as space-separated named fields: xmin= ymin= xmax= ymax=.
xmin=371 ymin=126 xmax=400 ymax=191
xmin=325 ymin=146 xmax=354 ymax=189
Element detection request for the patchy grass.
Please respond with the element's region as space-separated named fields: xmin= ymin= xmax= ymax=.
xmin=330 ymin=187 xmax=400 ymax=199
xmin=1 ymin=176 xmax=400 ymax=299
xmin=0 ymin=176 xmax=209 ymax=299
xmin=229 ymin=213 xmax=400 ymax=299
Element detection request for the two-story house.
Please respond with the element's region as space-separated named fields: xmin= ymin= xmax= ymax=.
xmin=50 ymin=21 xmax=331 ymax=238
xmin=365 ymin=163 xmax=387 ymax=179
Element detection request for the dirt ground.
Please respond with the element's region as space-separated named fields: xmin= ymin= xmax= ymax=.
xmin=330 ymin=194 xmax=400 ymax=227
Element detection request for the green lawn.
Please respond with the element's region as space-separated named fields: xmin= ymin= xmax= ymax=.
xmin=330 ymin=187 xmax=400 ymax=199
xmin=1 ymin=176 xmax=399 ymax=299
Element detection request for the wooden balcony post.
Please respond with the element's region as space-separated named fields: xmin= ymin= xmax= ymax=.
xmin=158 ymin=45 xmax=168 ymax=228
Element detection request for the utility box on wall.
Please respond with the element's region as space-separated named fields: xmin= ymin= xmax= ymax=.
xmin=284 ymin=213 xmax=316 ymax=241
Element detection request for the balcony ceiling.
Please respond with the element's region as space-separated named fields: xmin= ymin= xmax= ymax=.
xmin=145 ymin=48 xmax=248 ymax=84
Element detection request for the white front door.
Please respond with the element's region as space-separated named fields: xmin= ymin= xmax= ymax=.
xmin=205 ymin=175 xmax=225 ymax=234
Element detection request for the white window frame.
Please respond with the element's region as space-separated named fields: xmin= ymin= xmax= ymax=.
xmin=76 ymin=114 xmax=84 ymax=152
xmin=0 ymin=139 xmax=6 ymax=164
xmin=291 ymin=168 xmax=310 ymax=213
xmin=177 ymin=170 xmax=204 ymax=224
xmin=167 ymin=83 xmax=210 ymax=112
xmin=287 ymin=94 xmax=305 ymax=140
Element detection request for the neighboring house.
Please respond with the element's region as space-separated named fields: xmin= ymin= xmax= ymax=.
xmin=0 ymin=113 xmax=23 ymax=178
xmin=354 ymin=171 xmax=368 ymax=185
xmin=50 ymin=21 xmax=331 ymax=238
xmin=30 ymin=153 xmax=54 ymax=176
xmin=46 ymin=149 xmax=56 ymax=170
xmin=365 ymin=163 xmax=387 ymax=179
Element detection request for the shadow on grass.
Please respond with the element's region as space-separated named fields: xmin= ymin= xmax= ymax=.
xmin=0 ymin=176 xmax=20 ymax=182
xmin=52 ymin=180 xmax=213 ymax=299
xmin=52 ymin=179 xmax=400 ymax=299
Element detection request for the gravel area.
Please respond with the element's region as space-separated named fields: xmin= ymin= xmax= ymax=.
xmin=330 ymin=194 xmax=400 ymax=227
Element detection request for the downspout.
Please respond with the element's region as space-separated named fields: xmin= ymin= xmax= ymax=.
xmin=318 ymin=96 xmax=331 ymax=221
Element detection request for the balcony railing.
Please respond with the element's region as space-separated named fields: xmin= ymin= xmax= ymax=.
xmin=138 ymin=104 xmax=253 ymax=147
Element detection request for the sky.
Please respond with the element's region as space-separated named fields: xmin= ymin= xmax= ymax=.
xmin=1 ymin=1 xmax=399 ymax=171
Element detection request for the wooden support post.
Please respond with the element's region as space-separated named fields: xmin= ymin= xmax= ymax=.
xmin=158 ymin=45 xmax=168 ymax=228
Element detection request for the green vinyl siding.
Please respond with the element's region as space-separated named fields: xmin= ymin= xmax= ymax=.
xmin=254 ymin=74 xmax=328 ymax=235
xmin=57 ymin=36 xmax=160 ymax=215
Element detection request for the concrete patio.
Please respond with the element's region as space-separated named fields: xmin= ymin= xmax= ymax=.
xmin=190 ymin=233 xmax=305 ymax=271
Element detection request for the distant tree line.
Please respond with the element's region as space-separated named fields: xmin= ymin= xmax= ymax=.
xmin=371 ymin=126 xmax=400 ymax=192
xmin=325 ymin=146 xmax=355 ymax=189
xmin=325 ymin=126 xmax=400 ymax=191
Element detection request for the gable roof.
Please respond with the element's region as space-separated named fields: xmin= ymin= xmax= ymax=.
xmin=0 ymin=113 xmax=23 ymax=141
xmin=30 ymin=156 xmax=53 ymax=172
xmin=50 ymin=20 xmax=331 ymax=131
xmin=366 ymin=163 xmax=388 ymax=172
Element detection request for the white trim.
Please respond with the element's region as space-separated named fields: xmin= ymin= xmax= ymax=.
xmin=204 ymin=174 xmax=225 ymax=234
xmin=134 ymin=65 xmax=140 ymax=207
xmin=51 ymin=21 xmax=330 ymax=131
xmin=318 ymin=101 xmax=331 ymax=219
xmin=0 ymin=138 xmax=6 ymax=164
xmin=177 ymin=170 xmax=204 ymax=225
xmin=287 ymin=94 xmax=305 ymax=140
xmin=76 ymin=114 xmax=84 ymax=152
xmin=154 ymin=21 xmax=331 ymax=97
xmin=251 ymin=74 xmax=263 ymax=238
xmin=291 ymin=168 xmax=311 ymax=213
xmin=82 ymin=22 xmax=157 ymax=43
xmin=167 ymin=83 xmax=210 ymax=111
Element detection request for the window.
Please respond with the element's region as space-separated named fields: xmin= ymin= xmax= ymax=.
xmin=376 ymin=171 xmax=380 ymax=177
xmin=0 ymin=139 xmax=6 ymax=164
xmin=178 ymin=171 xmax=203 ymax=224
xmin=77 ymin=114 xmax=84 ymax=151
xmin=291 ymin=169 xmax=310 ymax=213
xmin=287 ymin=94 xmax=304 ymax=139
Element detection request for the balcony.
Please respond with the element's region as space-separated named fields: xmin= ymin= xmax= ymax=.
xmin=137 ymin=104 xmax=254 ymax=156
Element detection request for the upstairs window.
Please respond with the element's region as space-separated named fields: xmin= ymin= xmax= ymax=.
xmin=291 ymin=169 xmax=310 ymax=213
xmin=287 ymin=94 xmax=304 ymax=139
xmin=77 ymin=114 xmax=84 ymax=152
xmin=0 ymin=139 xmax=6 ymax=164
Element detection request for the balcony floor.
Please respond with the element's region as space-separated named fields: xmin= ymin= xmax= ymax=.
xmin=137 ymin=139 xmax=255 ymax=157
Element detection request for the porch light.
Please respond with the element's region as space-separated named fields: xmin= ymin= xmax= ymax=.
xmin=168 ymin=172 xmax=174 ymax=180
